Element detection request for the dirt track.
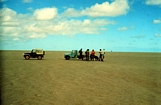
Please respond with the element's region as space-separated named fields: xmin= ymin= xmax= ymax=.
xmin=1 ymin=51 xmax=161 ymax=105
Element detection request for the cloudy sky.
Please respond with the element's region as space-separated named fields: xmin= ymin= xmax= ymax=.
xmin=0 ymin=0 xmax=161 ymax=52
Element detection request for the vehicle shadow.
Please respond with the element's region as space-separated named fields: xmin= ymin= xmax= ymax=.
xmin=22 ymin=58 xmax=45 ymax=60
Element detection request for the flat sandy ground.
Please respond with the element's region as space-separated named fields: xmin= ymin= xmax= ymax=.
xmin=0 ymin=50 xmax=161 ymax=105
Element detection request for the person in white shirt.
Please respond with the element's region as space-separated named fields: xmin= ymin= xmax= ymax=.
xmin=99 ymin=49 xmax=103 ymax=61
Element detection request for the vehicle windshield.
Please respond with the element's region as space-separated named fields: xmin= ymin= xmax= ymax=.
xmin=36 ymin=50 xmax=43 ymax=53
xmin=31 ymin=49 xmax=36 ymax=53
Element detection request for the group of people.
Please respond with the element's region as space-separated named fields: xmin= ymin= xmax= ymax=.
xmin=79 ymin=48 xmax=105 ymax=61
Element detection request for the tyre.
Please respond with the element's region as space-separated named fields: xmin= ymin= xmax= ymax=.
xmin=65 ymin=56 xmax=70 ymax=60
xmin=25 ymin=55 xmax=30 ymax=60
xmin=37 ymin=56 xmax=42 ymax=60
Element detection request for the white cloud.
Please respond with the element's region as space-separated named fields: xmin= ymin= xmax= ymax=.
xmin=118 ymin=27 xmax=128 ymax=31
xmin=0 ymin=7 xmax=115 ymax=41
xmin=27 ymin=7 xmax=34 ymax=11
xmin=62 ymin=8 xmax=81 ymax=17
xmin=118 ymin=26 xmax=134 ymax=31
xmin=131 ymin=34 xmax=145 ymax=39
xmin=155 ymin=33 xmax=161 ymax=37
xmin=146 ymin=0 xmax=161 ymax=6
xmin=153 ymin=19 xmax=161 ymax=24
xmin=0 ymin=8 xmax=17 ymax=21
xmin=28 ymin=33 xmax=46 ymax=38
xmin=44 ymin=19 xmax=115 ymax=35
xmin=13 ymin=38 xmax=20 ymax=41
xmin=0 ymin=0 xmax=7 ymax=2
xmin=82 ymin=0 xmax=130 ymax=17
xmin=63 ymin=0 xmax=130 ymax=17
xmin=1 ymin=21 xmax=19 ymax=27
xmin=33 ymin=7 xmax=57 ymax=20
xmin=22 ymin=0 xmax=32 ymax=3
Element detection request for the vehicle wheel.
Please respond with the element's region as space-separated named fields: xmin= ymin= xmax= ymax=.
xmin=37 ymin=56 xmax=42 ymax=60
xmin=25 ymin=56 xmax=30 ymax=60
xmin=65 ymin=56 xmax=70 ymax=60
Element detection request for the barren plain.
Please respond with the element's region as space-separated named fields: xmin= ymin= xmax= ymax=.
xmin=0 ymin=50 xmax=161 ymax=105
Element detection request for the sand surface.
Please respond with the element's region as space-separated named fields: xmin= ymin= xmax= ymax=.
xmin=0 ymin=51 xmax=161 ymax=105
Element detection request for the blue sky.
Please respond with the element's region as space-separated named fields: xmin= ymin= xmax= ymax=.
xmin=0 ymin=0 xmax=161 ymax=52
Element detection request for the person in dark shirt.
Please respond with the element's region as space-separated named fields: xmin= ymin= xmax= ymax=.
xmin=85 ymin=49 xmax=90 ymax=61
xmin=79 ymin=48 xmax=83 ymax=60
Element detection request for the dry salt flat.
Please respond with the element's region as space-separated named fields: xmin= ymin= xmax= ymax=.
xmin=0 ymin=50 xmax=161 ymax=105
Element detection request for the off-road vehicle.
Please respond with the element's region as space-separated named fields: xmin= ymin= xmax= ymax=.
xmin=64 ymin=50 xmax=99 ymax=61
xmin=64 ymin=50 xmax=79 ymax=60
xmin=23 ymin=49 xmax=45 ymax=60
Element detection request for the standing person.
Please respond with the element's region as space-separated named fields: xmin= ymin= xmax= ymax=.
xmin=85 ymin=49 xmax=90 ymax=61
xmin=79 ymin=48 xmax=83 ymax=60
xmin=90 ymin=49 xmax=95 ymax=60
xmin=99 ymin=49 xmax=103 ymax=61
xmin=91 ymin=49 xmax=95 ymax=55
